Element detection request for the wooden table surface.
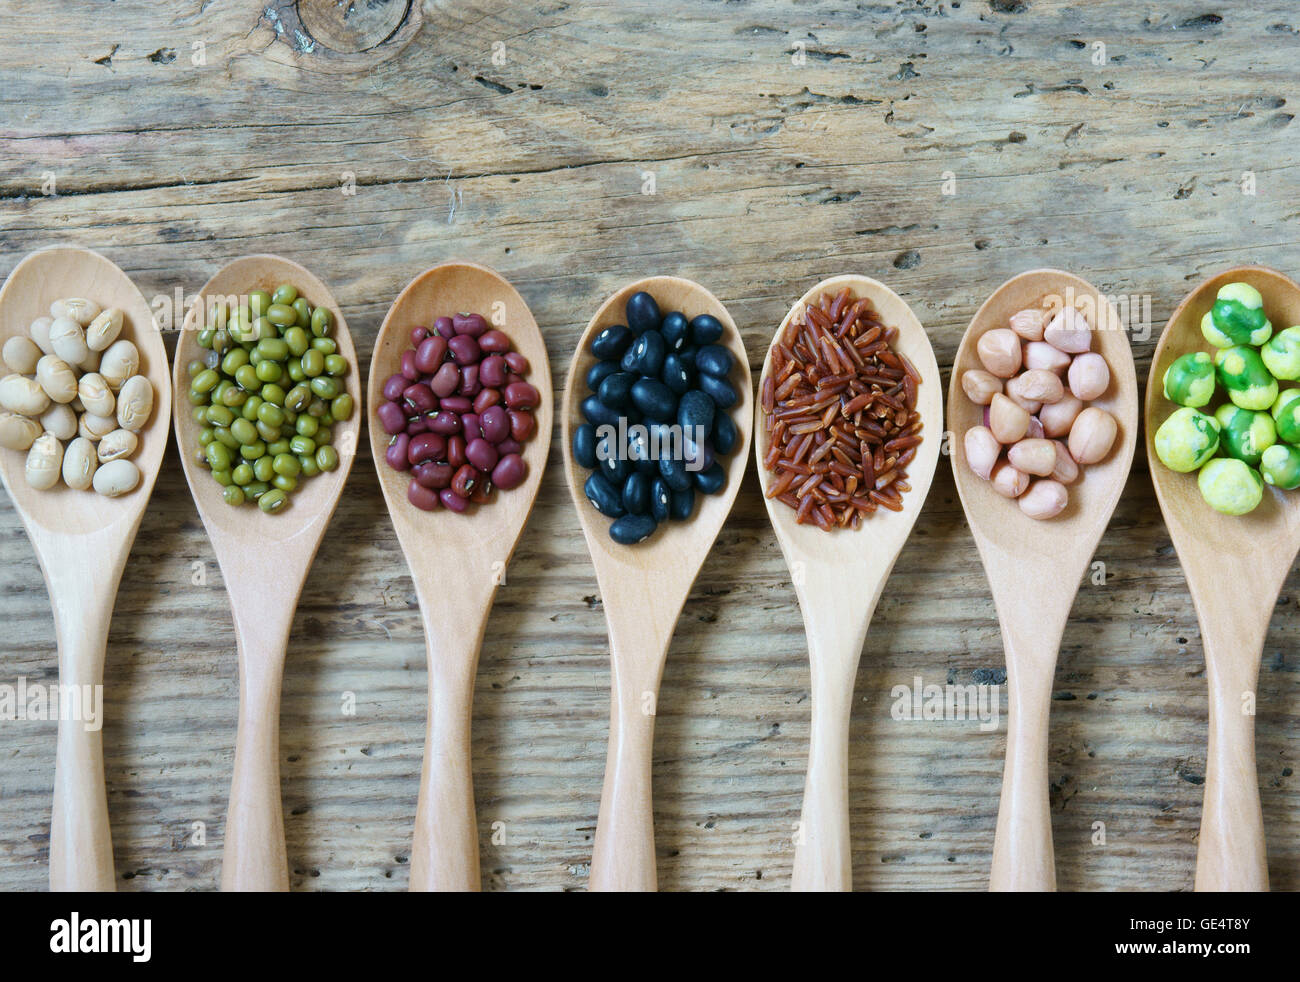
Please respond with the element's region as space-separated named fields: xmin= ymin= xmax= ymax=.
xmin=1 ymin=0 xmax=1297 ymax=892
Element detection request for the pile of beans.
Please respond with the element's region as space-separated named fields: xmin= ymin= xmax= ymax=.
xmin=960 ymin=301 xmax=1118 ymax=520
xmin=760 ymin=288 xmax=922 ymax=528
xmin=377 ymin=312 xmax=539 ymax=512
xmin=0 ymin=298 xmax=151 ymax=497
xmin=186 ymin=284 xmax=351 ymax=514
xmin=572 ymin=290 xmax=739 ymax=545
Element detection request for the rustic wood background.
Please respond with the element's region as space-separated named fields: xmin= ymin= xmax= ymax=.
xmin=0 ymin=0 xmax=1297 ymax=892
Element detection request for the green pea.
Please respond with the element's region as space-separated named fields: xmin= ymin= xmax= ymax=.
xmin=266 ymin=303 xmax=297 ymax=327
xmin=272 ymin=452 xmax=300 ymax=477
xmin=203 ymin=405 xmax=232 ymax=427
xmin=220 ymin=386 xmax=246 ymax=408
xmin=310 ymin=306 xmax=333 ymax=338
xmin=261 ymin=383 xmax=287 ymax=406
xmin=211 ymin=468 xmax=234 ymax=487
xmin=272 ymin=284 xmax=298 ymax=306
xmin=197 ymin=329 xmax=215 ymax=349
xmin=272 ymin=473 xmax=298 ymax=493
xmin=1162 ymin=351 xmax=1215 ymax=408
xmin=192 ymin=406 xmax=208 ymax=423
xmin=187 ymin=388 xmax=207 ymax=406
xmin=253 ymin=455 xmax=276 ymax=482
xmin=245 ymin=481 xmax=270 ymax=499
xmin=242 ymin=395 xmax=263 ymax=421
xmin=295 ymin=415 xmax=318 ymax=438
xmin=240 ymin=440 xmax=266 ymax=460
xmin=249 ymin=347 xmax=265 ymax=366
xmin=1271 ymin=389 xmax=1300 ymax=443
xmin=316 ymin=445 xmax=339 ymax=471
xmin=284 ymin=326 xmax=310 ymax=357
xmin=199 ymin=426 xmax=215 ymax=445
xmin=310 ymin=337 xmax=337 ymax=355
xmin=308 ymin=398 xmax=328 ymax=418
xmin=212 ymin=330 xmax=232 ymax=355
xmin=1214 ymin=404 xmax=1275 ymax=468
xmin=287 ymin=360 xmax=306 ymax=382
xmin=192 ymin=369 xmax=220 ymax=393
xmin=316 ymin=426 xmax=332 ymax=445
xmin=325 ymin=354 xmax=349 ymax=377
xmin=213 ymin=426 xmax=240 ymax=450
xmin=187 ymin=358 xmax=207 ymax=377
xmin=206 ymin=441 xmax=232 ymax=471
xmin=330 ymin=393 xmax=354 ymax=422
xmin=256 ymin=419 xmax=280 ymax=442
xmin=221 ymin=484 xmax=245 ymax=506
xmin=256 ymin=338 xmax=289 ymax=362
xmin=292 ymin=298 xmax=312 ymax=328
xmin=230 ymin=417 xmax=257 ymax=445
xmin=232 ymin=463 xmax=254 ymax=486
xmin=1201 ymin=282 xmax=1272 ymax=348
xmin=248 ymin=291 xmax=272 ymax=317
xmin=1262 ymin=443 xmax=1300 ymax=489
xmin=222 ymin=348 xmax=250 ymax=374
xmin=235 ymin=364 xmax=261 ymax=391
xmin=227 ymin=311 xmax=254 ymax=344
xmin=298 ymin=454 xmax=321 ymax=477
xmin=267 ymin=439 xmax=291 ymax=457
xmin=1154 ymin=407 xmax=1220 ymax=473
xmin=253 ymin=316 xmax=276 ymax=342
xmin=1198 ymin=457 xmax=1263 ymax=515
xmin=289 ymin=435 xmax=316 ymax=456
xmin=1215 ymin=345 xmax=1278 ymax=411
xmin=301 ymin=349 xmax=325 ymax=377
xmin=309 ymin=376 xmax=340 ymax=400
xmin=258 ymin=489 xmax=289 ymax=513
xmin=255 ymin=360 xmax=283 ymax=384
xmin=258 ymin=403 xmax=285 ymax=428
xmin=1262 ymin=326 xmax=1300 ymax=382
xmin=193 ymin=446 xmax=209 ymax=468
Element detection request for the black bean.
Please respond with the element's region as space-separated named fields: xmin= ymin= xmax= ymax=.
xmin=676 ymin=389 xmax=715 ymax=437
xmin=678 ymin=345 xmax=697 ymax=369
xmin=631 ymin=377 xmax=676 ymax=420
xmin=650 ymin=477 xmax=672 ymax=521
xmin=597 ymin=371 xmax=637 ymax=411
xmin=625 ymin=291 xmax=662 ymax=335
xmin=573 ymin=423 xmax=598 ymax=469
xmin=610 ymin=512 xmax=658 ymax=544
xmin=661 ymin=352 xmax=693 ymax=394
xmin=581 ymin=394 xmax=622 ymax=427
xmin=590 ymin=324 xmax=632 ymax=360
xmin=693 ymin=461 xmax=726 ymax=494
xmin=599 ymin=444 xmax=632 ymax=484
xmin=711 ymin=410 xmax=738 ymax=455
xmin=669 ymin=485 xmax=696 ymax=520
xmin=586 ymin=359 xmax=621 ymax=391
xmin=659 ymin=453 xmax=691 ymax=491
xmin=622 ymin=471 xmax=651 ymax=515
xmin=695 ymin=344 xmax=733 ymax=378
xmin=584 ymin=472 xmax=625 ymax=517
xmin=621 ymin=329 xmax=665 ymax=377
xmin=627 ymin=424 xmax=658 ymax=473
xmin=690 ymin=313 xmax=723 ymax=345
xmin=661 ymin=311 xmax=689 ymax=351
xmin=698 ymin=372 xmax=737 ymax=408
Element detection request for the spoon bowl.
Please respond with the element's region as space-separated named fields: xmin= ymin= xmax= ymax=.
xmin=562 ymin=276 xmax=752 ymax=891
xmin=755 ymin=274 xmax=942 ymax=890
xmin=367 ymin=260 xmax=552 ymax=891
xmin=0 ymin=246 xmax=171 ymax=890
xmin=173 ymin=254 xmax=359 ymax=891
xmin=1146 ymin=265 xmax=1300 ymax=891
xmin=949 ymin=268 xmax=1138 ymax=890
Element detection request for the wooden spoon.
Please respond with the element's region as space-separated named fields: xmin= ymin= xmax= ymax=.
xmin=754 ymin=274 xmax=942 ymax=891
xmin=0 ymin=246 xmax=171 ymax=891
xmin=949 ymin=269 xmax=1138 ymax=891
xmin=173 ymin=255 xmax=359 ymax=891
xmin=562 ymin=276 xmax=753 ymax=891
xmin=1146 ymin=265 xmax=1300 ymax=891
xmin=367 ymin=261 xmax=552 ymax=891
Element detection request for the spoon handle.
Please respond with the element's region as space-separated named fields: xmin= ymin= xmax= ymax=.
xmin=221 ymin=599 xmax=292 ymax=892
xmin=1195 ymin=631 xmax=1267 ymax=890
xmin=410 ymin=601 xmax=489 ymax=892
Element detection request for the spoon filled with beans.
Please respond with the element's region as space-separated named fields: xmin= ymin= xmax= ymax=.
xmin=367 ymin=260 xmax=551 ymax=891
xmin=173 ymin=255 xmax=361 ymax=891
xmin=0 ymin=246 xmax=171 ymax=890
xmin=948 ymin=268 xmax=1137 ymax=890
xmin=562 ymin=276 xmax=752 ymax=891
xmin=755 ymin=274 xmax=942 ymax=891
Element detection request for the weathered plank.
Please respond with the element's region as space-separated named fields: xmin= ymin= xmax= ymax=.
xmin=0 ymin=0 xmax=1298 ymax=891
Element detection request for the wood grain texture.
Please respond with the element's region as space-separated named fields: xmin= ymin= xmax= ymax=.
xmin=0 ymin=0 xmax=1298 ymax=891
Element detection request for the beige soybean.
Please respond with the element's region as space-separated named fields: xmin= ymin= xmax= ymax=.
xmin=1067 ymin=352 xmax=1111 ymax=401
xmin=1007 ymin=437 xmax=1057 ymax=477
xmin=0 ymin=411 xmax=41 ymax=451
xmin=990 ymin=460 xmax=1029 ymax=498
xmin=1039 ymin=393 xmax=1083 ymax=439
xmin=960 ymin=369 xmax=1002 ymax=405
xmin=1019 ymin=479 xmax=1069 ymax=520
xmin=98 ymin=339 xmax=138 ymax=390
xmin=0 ymin=373 xmax=51 ymax=416
xmin=1043 ymin=306 xmax=1093 ymax=353
xmin=1068 ymin=407 xmax=1118 ymax=465
xmin=36 ymin=355 xmax=78 ymax=404
xmin=77 ymin=372 xmax=115 ymax=417
xmin=51 ymin=297 xmax=101 ymax=327
xmin=1010 ymin=369 xmax=1064 ymax=405
xmin=49 ymin=317 xmax=90 ymax=365
xmin=92 ymin=458 xmax=140 ymax=497
xmin=39 ymin=403 xmax=78 ymax=441
xmin=78 ymin=411 xmax=117 ymax=441
xmin=2 ymin=336 xmax=42 ymax=375
xmin=1023 ymin=340 xmax=1071 ymax=375
xmin=1050 ymin=441 xmax=1080 ymax=484
xmin=62 ymin=436 xmax=97 ymax=490
xmin=115 ymin=375 xmax=153 ymax=432
xmin=24 ymin=432 xmax=63 ymax=490
xmin=964 ymin=425 xmax=1001 ymax=480
xmin=1008 ymin=307 xmax=1047 ymax=342
xmin=97 ymin=428 xmax=137 ymax=463
xmin=86 ymin=308 xmax=123 ymax=352
xmin=976 ymin=328 xmax=1023 ymax=378
xmin=989 ymin=392 xmax=1030 ymax=444
xmin=29 ymin=316 xmax=56 ymax=355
